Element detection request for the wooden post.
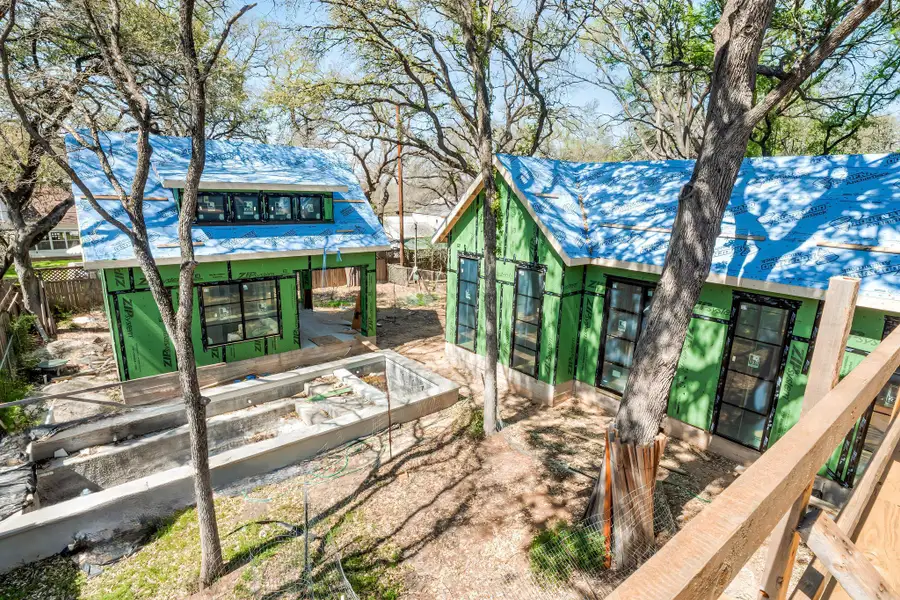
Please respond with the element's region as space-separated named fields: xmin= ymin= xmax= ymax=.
xmin=759 ymin=276 xmax=859 ymax=600
xmin=797 ymin=509 xmax=900 ymax=600
xmin=792 ymin=399 xmax=900 ymax=599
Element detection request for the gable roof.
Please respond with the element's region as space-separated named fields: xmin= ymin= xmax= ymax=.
xmin=433 ymin=153 xmax=900 ymax=312
xmin=66 ymin=132 xmax=390 ymax=269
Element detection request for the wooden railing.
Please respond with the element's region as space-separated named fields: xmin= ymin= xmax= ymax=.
xmin=607 ymin=276 xmax=900 ymax=600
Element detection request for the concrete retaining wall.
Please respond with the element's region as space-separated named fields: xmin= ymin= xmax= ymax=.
xmin=0 ymin=350 xmax=459 ymax=573
xmin=37 ymin=399 xmax=298 ymax=504
xmin=29 ymin=354 xmax=382 ymax=462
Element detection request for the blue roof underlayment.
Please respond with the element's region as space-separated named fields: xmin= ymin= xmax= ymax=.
xmin=496 ymin=153 xmax=900 ymax=307
xmin=66 ymin=132 xmax=390 ymax=267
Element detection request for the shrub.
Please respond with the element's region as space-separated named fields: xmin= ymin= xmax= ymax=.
xmin=0 ymin=374 xmax=34 ymax=432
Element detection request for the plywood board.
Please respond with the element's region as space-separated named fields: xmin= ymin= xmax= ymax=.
xmin=827 ymin=444 xmax=900 ymax=600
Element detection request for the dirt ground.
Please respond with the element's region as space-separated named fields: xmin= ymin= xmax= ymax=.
xmin=0 ymin=284 xmax=803 ymax=599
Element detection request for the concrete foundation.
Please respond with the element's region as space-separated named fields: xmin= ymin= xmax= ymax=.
xmin=0 ymin=350 xmax=459 ymax=574
xmin=29 ymin=353 xmax=385 ymax=462
xmin=444 ymin=342 xmax=573 ymax=406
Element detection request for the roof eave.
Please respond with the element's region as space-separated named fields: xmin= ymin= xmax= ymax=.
xmin=161 ymin=179 xmax=350 ymax=193
xmin=82 ymin=244 xmax=391 ymax=271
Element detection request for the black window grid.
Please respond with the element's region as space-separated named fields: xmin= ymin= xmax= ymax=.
xmin=191 ymin=191 xmax=333 ymax=225
xmin=198 ymin=278 xmax=283 ymax=349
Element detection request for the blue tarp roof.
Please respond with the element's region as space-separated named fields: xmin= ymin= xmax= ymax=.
xmin=441 ymin=153 xmax=900 ymax=310
xmin=66 ymin=132 xmax=391 ymax=268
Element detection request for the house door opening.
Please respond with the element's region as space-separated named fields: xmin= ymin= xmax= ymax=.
xmin=297 ymin=265 xmax=365 ymax=348
xmin=713 ymin=298 xmax=796 ymax=451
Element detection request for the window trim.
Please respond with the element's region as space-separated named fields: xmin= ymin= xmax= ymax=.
xmin=711 ymin=291 xmax=800 ymax=452
xmin=198 ymin=277 xmax=283 ymax=349
xmin=509 ymin=265 xmax=545 ymax=378
xmin=455 ymin=253 xmax=480 ymax=352
xmin=190 ymin=190 xmax=334 ymax=225
xmin=595 ymin=276 xmax=656 ymax=396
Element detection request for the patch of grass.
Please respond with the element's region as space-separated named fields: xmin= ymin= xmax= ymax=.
xmin=340 ymin=545 xmax=404 ymax=600
xmin=317 ymin=298 xmax=355 ymax=308
xmin=467 ymin=406 xmax=485 ymax=440
xmin=0 ymin=554 xmax=84 ymax=599
xmin=3 ymin=259 xmax=77 ymax=278
xmin=0 ymin=374 xmax=35 ymax=432
xmin=529 ymin=521 xmax=607 ymax=583
xmin=403 ymin=292 xmax=437 ymax=307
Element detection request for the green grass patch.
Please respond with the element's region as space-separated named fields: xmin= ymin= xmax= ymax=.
xmin=0 ymin=554 xmax=84 ymax=599
xmin=0 ymin=374 xmax=35 ymax=432
xmin=403 ymin=292 xmax=437 ymax=307
xmin=466 ymin=405 xmax=485 ymax=440
xmin=317 ymin=298 xmax=356 ymax=308
xmin=340 ymin=545 xmax=403 ymax=600
xmin=4 ymin=259 xmax=77 ymax=278
xmin=529 ymin=521 xmax=607 ymax=583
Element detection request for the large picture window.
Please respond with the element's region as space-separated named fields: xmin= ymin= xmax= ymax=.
xmin=200 ymin=279 xmax=281 ymax=347
xmin=597 ymin=279 xmax=655 ymax=394
xmin=193 ymin=191 xmax=331 ymax=224
xmin=510 ymin=267 xmax=544 ymax=377
xmin=456 ymin=256 xmax=479 ymax=351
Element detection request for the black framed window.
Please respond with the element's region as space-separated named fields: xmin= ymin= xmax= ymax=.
xmin=266 ymin=194 xmax=294 ymax=221
xmin=715 ymin=300 xmax=794 ymax=450
xmin=511 ymin=267 xmax=544 ymax=377
xmin=456 ymin=256 xmax=479 ymax=351
xmin=297 ymin=195 xmax=323 ymax=221
xmin=193 ymin=191 xmax=330 ymax=224
xmin=597 ymin=279 xmax=655 ymax=394
xmin=232 ymin=193 xmax=262 ymax=222
xmin=197 ymin=193 xmax=228 ymax=222
xmin=200 ymin=279 xmax=280 ymax=347
xmin=876 ymin=316 xmax=900 ymax=413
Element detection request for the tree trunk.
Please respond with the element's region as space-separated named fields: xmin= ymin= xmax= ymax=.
xmin=177 ymin=333 xmax=224 ymax=584
xmin=13 ymin=248 xmax=49 ymax=342
xmin=591 ymin=0 xmax=779 ymax=563
xmin=586 ymin=425 xmax=667 ymax=569
xmin=462 ymin=2 xmax=499 ymax=436
xmin=614 ymin=0 xmax=777 ymax=445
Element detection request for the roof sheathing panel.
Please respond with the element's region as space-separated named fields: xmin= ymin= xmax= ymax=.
xmin=495 ymin=153 xmax=900 ymax=309
xmin=66 ymin=132 xmax=390 ymax=267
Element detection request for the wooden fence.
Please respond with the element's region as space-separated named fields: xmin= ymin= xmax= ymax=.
xmin=0 ymin=285 xmax=26 ymax=378
xmin=607 ymin=276 xmax=900 ymax=600
xmin=311 ymin=259 xmax=388 ymax=288
xmin=35 ymin=266 xmax=104 ymax=312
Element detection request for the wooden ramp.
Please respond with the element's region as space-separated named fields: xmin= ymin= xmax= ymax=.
xmin=826 ymin=442 xmax=900 ymax=600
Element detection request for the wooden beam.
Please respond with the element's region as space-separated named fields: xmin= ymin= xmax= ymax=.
xmin=797 ymin=509 xmax=900 ymax=600
xmin=605 ymin=324 xmax=900 ymax=600
xmin=759 ymin=277 xmax=858 ymax=600
xmin=792 ymin=406 xmax=900 ymax=600
xmin=817 ymin=241 xmax=900 ymax=256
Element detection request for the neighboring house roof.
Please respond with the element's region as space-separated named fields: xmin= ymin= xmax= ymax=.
xmin=0 ymin=187 xmax=76 ymax=230
xmin=66 ymin=132 xmax=391 ymax=269
xmin=433 ymin=153 xmax=900 ymax=311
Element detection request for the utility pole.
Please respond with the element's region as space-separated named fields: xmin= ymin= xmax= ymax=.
xmin=396 ymin=104 xmax=405 ymax=267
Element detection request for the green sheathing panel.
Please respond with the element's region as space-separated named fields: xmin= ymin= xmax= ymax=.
xmin=445 ymin=178 xmax=569 ymax=385
xmin=555 ymin=266 xmax=585 ymax=385
xmin=100 ymin=252 xmax=377 ymax=380
xmin=575 ymin=267 xmax=606 ymax=384
xmin=99 ymin=271 xmax=126 ymax=381
xmin=767 ymin=298 xmax=819 ymax=446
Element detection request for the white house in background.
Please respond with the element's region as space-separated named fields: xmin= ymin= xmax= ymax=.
xmin=382 ymin=199 xmax=453 ymax=250
xmin=0 ymin=188 xmax=82 ymax=261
